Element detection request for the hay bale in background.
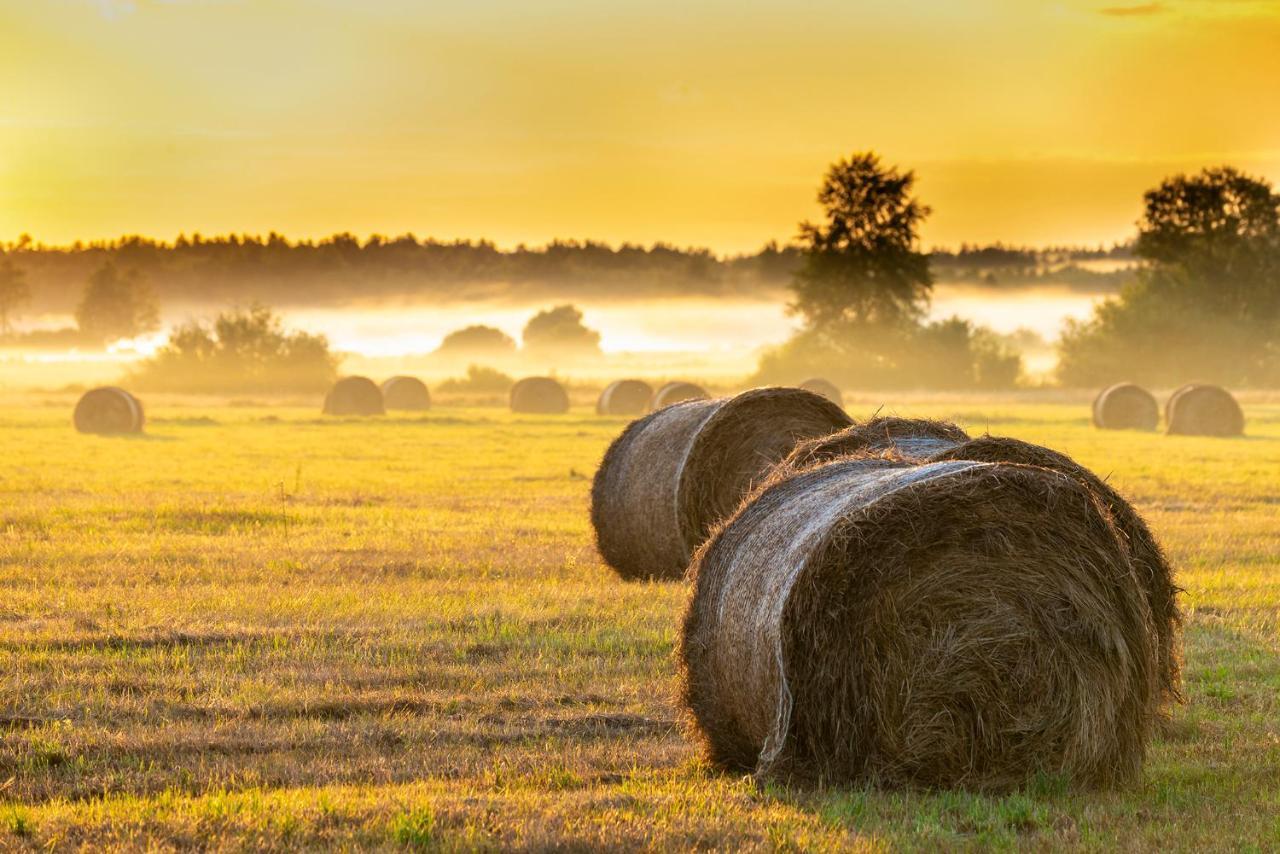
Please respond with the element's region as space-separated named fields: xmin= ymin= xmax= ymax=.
xmin=1093 ymin=383 xmax=1158 ymax=431
xmin=650 ymin=381 xmax=709 ymax=411
xmin=1166 ymin=384 xmax=1244 ymax=437
xmin=799 ymin=377 xmax=843 ymax=407
xmin=596 ymin=379 xmax=654 ymax=416
xmin=929 ymin=436 xmax=1181 ymax=711
xmin=591 ymin=387 xmax=851 ymax=581
xmin=681 ymin=457 xmax=1157 ymax=790
xmin=74 ymin=387 xmax=145 ymax=434
xmin=785 ymin=416 xmax=971 ymax=470
xmin=510 ymin=376 xmax=570 ymax=414
xmin=323 ymin=376 xmax=385 ymax=416
xmin=381 ymin=376 xmax=432 ymax=411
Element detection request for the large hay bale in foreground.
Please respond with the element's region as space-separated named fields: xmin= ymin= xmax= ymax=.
xmin=1093 ymin=383 xmax=1158 ymax=431
xmin=681 ymin=457 xmax=1157 ymax=790
xmin=785 ymin=416 xmax=971 ymax=469
xmin=323 ymin=376 xmax=385 ymax=416
xmin=74 ymin=387 xmax=145 ymax=434
xmin=510 ymin=376 xmax=570 ymax=414
xmin=596 ymin=379 xmax=654 ymax=416
xmin=650 ymin=381 xmax=709 ymax=411
xmin=380 ymin=376 xmax=432 ymax=411
xmin=799 ymin=378 xmax=843 ymax=407
xmin=1165 ymin=383 xmax=1244 ymax=437
xmin=591 ymin=387 xmax=852 ymax=581
xmin=928 ymin=436 xmax=1181 ymax=711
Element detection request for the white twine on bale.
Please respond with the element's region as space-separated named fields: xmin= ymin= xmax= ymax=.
xmin=707 ymin=458 xmax=992 ymax=776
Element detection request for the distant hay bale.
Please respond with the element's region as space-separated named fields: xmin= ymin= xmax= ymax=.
xmin=1165 ymin=384 xmax=1244 ymax=437
xmin=510 ymin=376 xmax=570 ymax=414
xmin=650 ymin=381 xmax=709 ymax=411
xmin=323 ymin=376 xmax=385 ymax=416
xmin=1092 ymin=383 xmax=1158 ymax=431
xmin=799 ymin=378 xmax=843 ymax=407
xmin=73 ymin=387 xmax=145 ymax=434
xmin=597 ymin=379 xmax=654 ymax=416
xmin=681 ymin=457 xmax=1157 ymax=790
xmin=784 ymin=416 xmax=972 ymax=469
xmin=928 ymin=436 xmax=1181 ymax=712
xmin=591 ymin=387 xmax=852 ymax=581
xmin=380 ymin=376 xmax=432 ymax=411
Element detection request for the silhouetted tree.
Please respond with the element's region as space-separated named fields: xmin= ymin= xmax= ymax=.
xmin=1058 ymin=167 xmax=1280 ymax=386
xmin=76 ymin=262 xmax=160 ymax=344
xmin=0 ymin=258 xmax=31 ymax=334
xmin=791 ymin=152 xmax=933 ymax=331
xmin=522 ymin=304 xmax=601 ymax=358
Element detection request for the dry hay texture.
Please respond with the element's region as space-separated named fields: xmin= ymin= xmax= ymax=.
xmin=799 ymin=377 xmax=844 ymax=407
xmin=785 ymin=416 xmax=973 ymax=469
xmin=380 ymin=376 xmax=432 ymax=411
xmin=591 ymin=387 xmax=852 ymax=581
xmin=323 ymin=376 xmax=386 ymax=416
xmin=928 ymin=437 xmax=1182 ymax=711
xmin=681 ymin=457 xmax=1158 ymax=791
xmin=510 ymin=376 xmax=570 ymax=414
xmin=1165 ymin=383 xmax=1244 ymax=437
xmin=650 ymin=381 xmax=709 ymax=411
xmin=785 ymin=417 xmax=1181 ymax=712
xmin=597 ymin=379 xmax=654 ymax=416
xmin=74 ymin=387 xmax=145 ymax=434
xmin=1092 ymin=383 xmax=1159 ymax=431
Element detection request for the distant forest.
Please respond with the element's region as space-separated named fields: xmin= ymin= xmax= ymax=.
xmin=0 ymin=233 xmax=1136 ymax=314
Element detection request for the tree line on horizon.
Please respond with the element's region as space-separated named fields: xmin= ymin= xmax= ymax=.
xmin=0 ymin=230 xmax=1132 ymax=320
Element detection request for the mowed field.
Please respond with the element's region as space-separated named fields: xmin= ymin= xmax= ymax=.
xmin=1 ymin=392 xmax=1278 ymax=850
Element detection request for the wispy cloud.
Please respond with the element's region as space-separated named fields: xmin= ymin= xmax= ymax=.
xmin=1099 ymin=3 xmax=1167 ymax=16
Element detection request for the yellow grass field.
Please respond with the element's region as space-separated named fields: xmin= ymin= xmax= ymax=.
xmin=1 ymin=392 xmax=1278 ymax=850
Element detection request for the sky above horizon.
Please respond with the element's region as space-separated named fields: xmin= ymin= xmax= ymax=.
xmin=3 ymin=0 xmax=1279 ymax=252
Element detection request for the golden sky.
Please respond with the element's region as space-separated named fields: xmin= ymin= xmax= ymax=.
xmin=2 ymin=0 xmax=1279 ymax=251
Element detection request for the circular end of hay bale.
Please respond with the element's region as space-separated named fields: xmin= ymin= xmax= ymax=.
xmin=681 ymin=459 xmax=1157 ymax=790
xmin=928 ymin=435 xmax=1181 ymax=711
xmin=380 ymin=376 xmax=432 ymax=411
xmin=73 ymin=387 xmax=145 ymax=434
xmin=1165 ymin=383 xmax=1243 ymax=437
xmin=784 ymin=416 xmax=970 ymax=470
xmin=591 ymin=387 xmax=852 ymax=582
xmin=596 ymin=379 xmax=654 ymax=416
xmin=1092 ymin=383 xmax=1158 ymax=431
xmin=323 ymin=376 xmax=385 ymax=416
xmin=650 ymin=381 xmax=709 ymax=411
xmin=798 ymin=378 xmax=843 ymax=407
xmin=510 ymin=376 xmax=570 ymax=414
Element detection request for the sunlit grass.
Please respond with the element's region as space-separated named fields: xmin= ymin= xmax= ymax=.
xmin=0 ymin=394 xmax=1277 ymax=849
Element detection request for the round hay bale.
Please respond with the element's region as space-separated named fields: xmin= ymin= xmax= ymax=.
xmin=591 ymin=387 xmax=852 ymax=581
xmin=784 ymin=416 xmax=971 ymax=470
xmin=1092 ymin=383 xmax=1158 ymax=431
xmin=928 ymin=436 xmax=1181 ymax=712
xmin=799 ymin=378 xmax=843 ymax=407
xmin=1165 ymin=383 xmax=1244 ymax=437
xmin=323 ymin=376 xmax=385 ymax=416
xmin=650 ymin=381 xmax=709 ymax=411
xmin=596 ymin=379 xmax=654 ymax=416
xmin=73 ymin=387 xmax=145 ymax=434
xmin=380 ymin=376 xmax=432 ymax=411
xmin=510 ymin=376 xmax=570 ymax=414
xmin=681 ymin=457 xmax=1157 ymax=790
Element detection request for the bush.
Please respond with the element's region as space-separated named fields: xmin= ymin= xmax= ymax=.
xmin=436 ymin=364 xmax=514 ymax=394
xmin=129 ymin=305 xmax=337 ymax=393
xmin=752 ymin=317 xmax=1021 ymax=390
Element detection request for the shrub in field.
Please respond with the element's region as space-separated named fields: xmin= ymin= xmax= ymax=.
xmin=130 ymin=305 xmax=337 ymax=393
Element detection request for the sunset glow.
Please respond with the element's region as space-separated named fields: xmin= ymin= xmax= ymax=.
xmin=4 ymin=0 xmax=1279 ymax=251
